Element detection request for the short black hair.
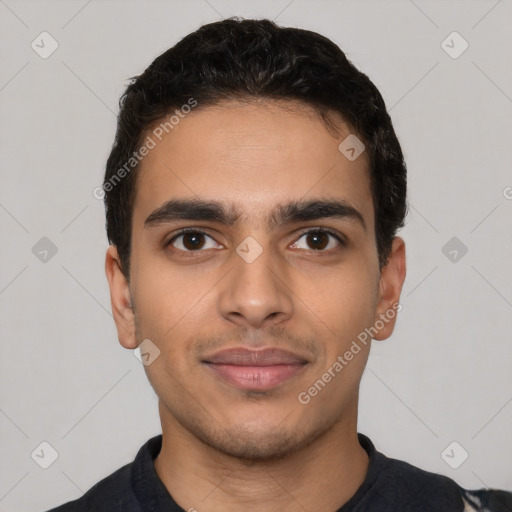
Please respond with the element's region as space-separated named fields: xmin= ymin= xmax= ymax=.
xmin=103 ymin=17 xmax=407 ymax=277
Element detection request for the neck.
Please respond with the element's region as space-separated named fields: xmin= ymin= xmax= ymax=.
xmin=154 ymin=400 xmax=369 ymax=512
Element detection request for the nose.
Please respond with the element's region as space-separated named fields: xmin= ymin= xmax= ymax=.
xmin=217 ymin=242 xmax=293 ymax=330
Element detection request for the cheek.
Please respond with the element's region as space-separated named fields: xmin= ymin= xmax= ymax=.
xmin=297 ymin=263 xmax=379 ymax=347
xmin=130 ymin=257 xmax=217 ymax=373
xmin=131 ymin=247 xmax=201 ymax=333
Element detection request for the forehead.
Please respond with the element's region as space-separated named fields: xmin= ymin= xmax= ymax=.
xmin=132 ymin=100 xmax=374 ymax=229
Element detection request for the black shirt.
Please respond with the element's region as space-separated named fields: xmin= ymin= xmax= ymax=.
xmin=45 ymin=433 xmax=512 ymax=511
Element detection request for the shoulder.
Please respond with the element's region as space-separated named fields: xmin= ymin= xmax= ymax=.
xmin=358 ymin=435 xmax=512 ymax=511
xmin=461 ymin=488 xmax=512 ymax=511
xmin=379 ymin=454 xmax=465 ymax=509
xmin=43 ymin=435 xmax=165 ymax=512
xmin=43 ymin=462 xmax=137 ymax=512
xmin=378 ymin=453 xmax=512 ymax=511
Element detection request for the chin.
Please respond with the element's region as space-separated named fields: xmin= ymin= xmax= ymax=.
xmin=193 ymin=416 xmax=328 ymax=463
xmin=210 ymin=429 xmax=306 ymax=461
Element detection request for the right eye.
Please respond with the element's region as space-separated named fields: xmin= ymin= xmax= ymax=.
xmin=167 ymin=229 xmax=223 ymax=252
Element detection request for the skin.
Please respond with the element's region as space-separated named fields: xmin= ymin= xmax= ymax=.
xmin=105 ymin=99 xmax=406 ymax=512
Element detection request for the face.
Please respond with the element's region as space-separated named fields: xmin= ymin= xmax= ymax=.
xmin=106 ymin=100 xmax=406 ymax=460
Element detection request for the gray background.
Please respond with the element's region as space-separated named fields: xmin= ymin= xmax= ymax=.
xmin=1 ymin=0 xmax=511 ymax=510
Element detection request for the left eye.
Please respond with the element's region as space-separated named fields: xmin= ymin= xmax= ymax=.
xmin=291 ymin=230 xmax=343 ymax=251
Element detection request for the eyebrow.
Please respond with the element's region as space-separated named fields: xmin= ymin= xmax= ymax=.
xmin=144 ymin=198 xmax=366 ymax=231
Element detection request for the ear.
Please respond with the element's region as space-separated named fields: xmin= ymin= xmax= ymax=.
xmin=105 ymin=245 xmax=138 ymax=349
xmin=373 ymin=237 xmax=406 ymax=341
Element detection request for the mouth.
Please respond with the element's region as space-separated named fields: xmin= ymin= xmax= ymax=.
xmin=202 ymin=347 xmax=309 ymax=391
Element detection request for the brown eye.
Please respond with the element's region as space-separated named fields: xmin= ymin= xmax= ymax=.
xmin=290 ymin=229 xmax=344 ymax=252
xmin=168 ymin=231 xmax=221 ymax=252
xmin=181 ymin=232 xmax=206 ymax=250
xmin=306 ymin=232 xmax=329 ymax=250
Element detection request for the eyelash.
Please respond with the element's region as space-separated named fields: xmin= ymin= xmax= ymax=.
xmin=166 ymin=227 xmax=346 ymax=254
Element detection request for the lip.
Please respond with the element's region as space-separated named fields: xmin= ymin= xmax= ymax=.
xmin=202 ymin=348 xmax=309 ymax=391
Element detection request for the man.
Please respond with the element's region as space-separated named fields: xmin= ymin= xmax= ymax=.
xmin=46 ymin=17 xmax=511 ymax=512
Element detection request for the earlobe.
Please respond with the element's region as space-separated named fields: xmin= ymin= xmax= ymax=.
xmin=373 ymin=237 xmax=406 ymax=341
xmin=105 ymin=245 xmax=138 ymax=349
